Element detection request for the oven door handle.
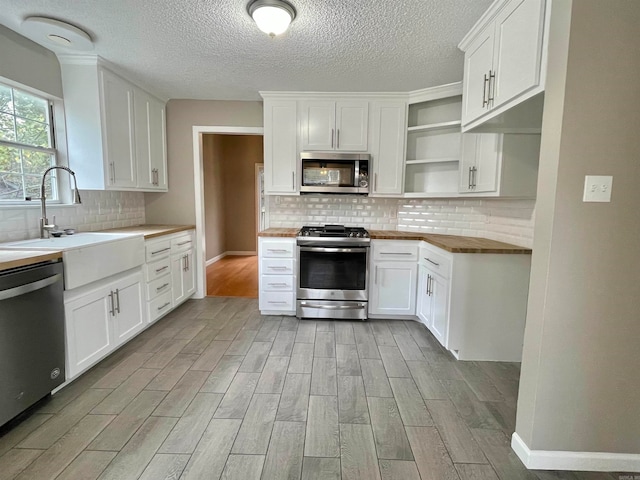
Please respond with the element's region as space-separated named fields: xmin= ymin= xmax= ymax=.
xmin=298 ymin=247 xmax=368 ymax=253
xmin=299 ymin=302 xmax=366 ymax=310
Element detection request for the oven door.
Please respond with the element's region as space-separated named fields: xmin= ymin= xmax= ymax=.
xmin=297 ymin=246 xmax=368 ymax=301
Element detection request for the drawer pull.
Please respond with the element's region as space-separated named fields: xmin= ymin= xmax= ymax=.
xmin=267 ymin=249 xmax=289 ymax=253
xmin=157 ymin=302 xmax=171 ymax=311
xmin=151 ymin=247 xmax=170 ymax=255
xmin=156 ymin=283 xmax=170 ymax=292
xmin=425 ymin=257 xmax=440 ymax=266
xmin=268 ymin=282 xmax=289 ymax=287
xmin=267 ymin=266 xmax=288 ymax=271
xmin=177 ymin=240 xmax=192 ymax=246
xmin=268 ymin=301 xmax=288 ymax=305
xmin=380 ymin=252 xmax=413 ymax=256
xmin=155 ymin=265 xmax=169 ymax=273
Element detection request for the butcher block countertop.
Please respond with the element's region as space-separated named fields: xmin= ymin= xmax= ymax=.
xmin=102 ymin=224 xmax=196 ymax=239
xmin=0 ymin=250 xmax=62 ymax=272
xmin=258 ymin=228 xmax=530 ymax=254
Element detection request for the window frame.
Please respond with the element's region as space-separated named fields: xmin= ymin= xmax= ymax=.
xmin=0 ymin=77 xmax=70 ymax=207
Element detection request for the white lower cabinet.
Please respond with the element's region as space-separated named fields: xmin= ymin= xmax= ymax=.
xmin=171 ymin=249 xmax=195 ymax=306
xmin=65 ymin=268 xmax=145 ymax=379
xmin=369 ymin=240 xmax=419 ymax=317
xmin=417 ymin=244 xmax=452 ymax=347
xmin=259 ymin=237 xmax=296 ymax=315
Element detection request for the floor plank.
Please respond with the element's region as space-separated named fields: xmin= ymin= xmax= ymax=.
xmin=231 ymin=393 xmax=280 ymax=454
xmin=238 ymin=341 xmax=273 ymax=373
xmin=199 ymin=355 xmax=244 ymax=393
xmin=338 ymin=375 xmax=370 ymax=424
xmin=470 ymin=428 xmax=538 ymax=480
xmin=206 ymin=255 xmax=258 ymax=298
xmin=311 ymin=357 xmax=338 ymax=396
xmin=379 ymin=459 xmax=422 ymax=480
xmin=378 ymin=346 xmax=412 ymax=378
xmin=138 ymin=453 xmax=190 ymax=480
xmin=152 ymin=370 xmax=208 ymax=417
xmin=340 ymin=423 xmax=382 ymax=480
xmin=262 ymin=421 xmax=306 ymax=480
xmin=337 ymin=344 xmax=362 ymax=376
xmin=214 ymin=372 xmax=261 ymax=419
xmin=302 ymin=457 xmax=341 ymax=480
xmin=276 ymin=374 xmax=312 ymax=422
xmin=305 ymin=395 xmax=340 ymax=458
xmin=405 ymin=426 xmax=460 ymax=480
xmin=56 ymin=450 xmax=117 ymax=480
xmin=388 ymin=377 xmax=433 ymax=427
xmin=368 ymin=397 xmax=414 ymax=460
xmin=221 ymin=454 xmax=265 ymax=480
xmin=314 ymin=331 xmax=337 ymax=358
xmin=361 ymin=359 xmax=393 ymax=398
xmin=255 ymin=356 xmax=290 ymax=394
xmin=288 ymin=343 xmax=314 ymax=374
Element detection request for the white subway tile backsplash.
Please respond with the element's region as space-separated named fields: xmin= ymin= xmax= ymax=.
xmin=268 ymin=195 xmax=534 ymax=248
xmin=0 ymin=190 xmax=145 ymax=243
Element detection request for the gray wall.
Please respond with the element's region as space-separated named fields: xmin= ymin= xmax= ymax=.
xmin=0 ymin=25 xmax=62 ymax=97
xmin=516 ymin=0 xmax=640 ymax=453
xmin=145 ymin=100 xmax=263 ymax=225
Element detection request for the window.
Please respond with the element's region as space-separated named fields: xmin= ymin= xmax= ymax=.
xmin=0 ymin=82 xmax=58 ymax=202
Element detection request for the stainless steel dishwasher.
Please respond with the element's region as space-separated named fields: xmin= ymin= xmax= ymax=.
xmin=0 ymin=260 xmax=65 ymax=427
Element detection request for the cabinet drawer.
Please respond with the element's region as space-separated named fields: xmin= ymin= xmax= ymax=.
xmin=148 ymin=290 xmax=173 ymax=323
xmin=259 ymin=291 xmax=295 ymax=312
xmin=171 ymin=231 xmax=194 ymax=253
xmin=261 ymin=240 xmax=295 ymax=258
xmin=145 ymin=257 xmax=171 ymax=282
xmin=146 ymin=239 xmax=171 ymax=262
xmin=147 ymin=276 xmax=172 ymax=301
xmin=419 ymin=244 xmax=452 ymax=279
xmin=373 ymin=241 xmax=419 ymax=261
xmin=262 ymin=274 xmax=294 ymax=292
xmin=261 ymin=258 xmax=295 ymax=275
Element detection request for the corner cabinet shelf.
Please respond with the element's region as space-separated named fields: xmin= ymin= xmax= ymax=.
xmin=404 ymin=86 xmax=463 ymax=197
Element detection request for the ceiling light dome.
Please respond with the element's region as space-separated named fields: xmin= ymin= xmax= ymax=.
xmin=248 ymin=0 xmax=296 ymax=37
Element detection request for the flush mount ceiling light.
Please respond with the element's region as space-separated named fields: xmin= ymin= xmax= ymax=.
xmin=247 ymin=0 xmax=296 ymax=37
xmin=21 ymin=17 xmax=94 ymax=51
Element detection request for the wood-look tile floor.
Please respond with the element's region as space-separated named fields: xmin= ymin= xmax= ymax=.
xmin=0 ymin=298 xmax=625 ymax=480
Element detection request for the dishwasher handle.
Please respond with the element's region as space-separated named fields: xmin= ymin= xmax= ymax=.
xmin=0 ymin=273 xmax=63 ymax=301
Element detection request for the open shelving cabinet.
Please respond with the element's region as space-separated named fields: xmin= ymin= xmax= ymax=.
xmin=405 ymin=84 xmax=463 ymax=197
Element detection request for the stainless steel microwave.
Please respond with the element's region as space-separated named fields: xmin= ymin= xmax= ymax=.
xmin=300 ymin=152 xmax=370 ymax=194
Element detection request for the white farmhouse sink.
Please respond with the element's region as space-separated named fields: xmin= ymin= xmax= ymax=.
xmin=1 ymin=233 xmax=145 ymax=290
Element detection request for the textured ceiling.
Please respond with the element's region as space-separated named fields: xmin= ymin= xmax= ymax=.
xmin=0 ymin=0 xmax=492 ymax=101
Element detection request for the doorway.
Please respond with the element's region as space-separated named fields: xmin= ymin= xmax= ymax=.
xmin=200 ymin=133 xmax=263 ymax=297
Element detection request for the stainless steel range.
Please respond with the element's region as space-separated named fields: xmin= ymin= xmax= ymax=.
xmin=296 ymin=225 xmax=370 ymax=320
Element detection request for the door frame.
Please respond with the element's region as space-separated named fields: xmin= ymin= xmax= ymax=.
xmin=192 ymin=126 xmax=264 ymax=298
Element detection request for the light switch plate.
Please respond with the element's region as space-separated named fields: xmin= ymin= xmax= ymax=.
xmin=583 ymin=175 xmax=613 ymax=202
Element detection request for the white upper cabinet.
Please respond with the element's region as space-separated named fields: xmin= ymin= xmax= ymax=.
xmin=459 ymin=0 xmax=547 ymax=131
xmin=59 ymin=55 xmax=168 ymax=192
xmin=369 ymin=100 xmax=407 ymax=196
xmin=301 ymin=100 xmax=368 ymax=151
xmin=459 ymin=133 xmax=540 ymax=197
xmin=263 ymin=99 xmax=298 ymax=194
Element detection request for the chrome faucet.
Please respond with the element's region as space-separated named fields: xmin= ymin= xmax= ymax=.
xmin=37 ymin=166 xmax=82 ymax=238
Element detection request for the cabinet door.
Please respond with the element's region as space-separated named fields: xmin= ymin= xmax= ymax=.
xmin=369 ymin=262 xmax=417 ymax=316
xmin=301 ymin=101 xmax=335 ymax=151
xmin=492 ymin=0 xmax=546 ymax=108
xmin=264 ymin=100 xmax=298 ymax=194
xmin=113 ymin=273 xmax=145 ymax=345
xmin=461 ymin=25 xmax=495 ymax=126
xmin=473 ymin=134 xmax=500 ymax=193
xmin=135 ymin=92 xmax=167 ymax=191
xmin=335 ymin=101 xmax=368 ymax=151
xmin=416 ymin=265 xmax=431 ymax=325
xmin=370 ymin=101 xmax=406 ymax=195
xmin=429 ymin=272 xmax=449 ymax=347
xmin=171 ymin=253 xmax=186 ymax=306
xmin=183 ymin=249 xmax=196 ymax=298
xmin=101 ymin=69 xmax=137 ymax=188
xmin=459 ymin=134 xmax=478 ymax=193
xmin=65 ymin=288 xmax=112 ymax=379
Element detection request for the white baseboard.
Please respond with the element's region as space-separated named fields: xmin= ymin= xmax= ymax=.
xmin=205 ymin=251 xmax=257 ymax=267
xmin=512 ymin=432 xmax=640 ymax=472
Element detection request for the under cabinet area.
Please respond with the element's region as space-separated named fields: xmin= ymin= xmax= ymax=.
xmin=459 ymin=0 xmax=547 ymax=131
xmin=58 ymin=55 xmax=168 ymax=192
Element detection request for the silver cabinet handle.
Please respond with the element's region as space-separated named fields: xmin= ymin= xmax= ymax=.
xmin=292 ymin=172 xmax=295 ymax=190
xmin=331 ymin=128 xmax=334 ymax=148
xmin=268 ymin=301 xmax=288 ymax=305
xmin=374 ymin=173 xmax=378 ymax=191
xmin=336 ymin=129 xmax=340 ymax=149
xmin=429 ymin=275 xmax=433 ymax=296
xmin=155 ymin=265 xmax=169 ymax=273
xmin=425 ymin=257 xmax=439 ymax=266
xmin=267 ymin=266 xmax=288 ymax=271
xmin=109 ymin=162 xmax=116 ymax=183
xmin=482 ymin=73 xmax=489 ymax=108
xmin=186 ymin=254 xmax=189 ymax=271
xmin=380 ymin=252 xmax=413 ymax=256
xmin=151 ymin=247 xmax=170 ymax=255
xmin=468 ymin=167 xmax=473 ymax=189
xmin=268 ymin=282 xmax=289 ymax=287
xmin=114 ymin=288 xmax=121 ymax=314
xmin=183 ymin=255 xmax=188 ymax=272
xmin=108 ymin=291 xmax=115 ymax=316
xmin=375 ymin=265 xmax=379 ymax=284
xmin=472 ymin=166 xmax=477 ymax=188
xmin=267 ymin=249 xmax=289 ymax=253
xmin=0 ymin=273 xmax=62 ymax=301
xmin=156 ymin=282 xmax=170 ymax=292
xmin=426 ymin=274 xmax=431 ymax=296
xmin=157 ymin=301 xmax=171 ymax=311
xmin=177 ymin=240 xmax=192 ymax=246
xmin=488 ymin=70 xmax=496 ymax=106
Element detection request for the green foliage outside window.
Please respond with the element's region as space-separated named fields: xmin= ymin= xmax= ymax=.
xmin=0 ymin=83 xmax=57 ymax=201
